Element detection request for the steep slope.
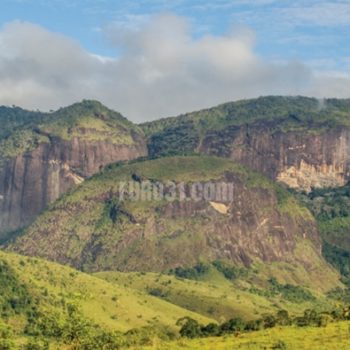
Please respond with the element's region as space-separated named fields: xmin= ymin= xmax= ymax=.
xmin=142 ymin=96 xmax=350 ymax=192
xmin=0 ymin=100 xmax=147 ymax=238
xmin=8 ymin=156 xmax=340 ymax=290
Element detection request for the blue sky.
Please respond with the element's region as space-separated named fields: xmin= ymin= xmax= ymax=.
xmin=0 ymin=0 xmax=349 ymax=121
xmin=1 ymin=0 xmax=349 ymax=71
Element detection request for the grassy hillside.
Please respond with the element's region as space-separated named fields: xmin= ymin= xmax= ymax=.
xmin=0 ymin=250 xmax=212 ymax=349
xmin=140 ymin=96 xmax=350 ymax=158
xmin=0 ymin=249 xmax=348 ymax=349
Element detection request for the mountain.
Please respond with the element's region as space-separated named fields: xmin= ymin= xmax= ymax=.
xmin=3 ymin=96 xmax=350 ymax=240
xmin=0 ymin=100 xmax=147 ymax=239
xmin=7 ymin=156 xmax=340 ymax=291
xmin=2 ymin=96 xmax=350 ymax=349
xmin=141 ymin=96 xmax=350 ymax=192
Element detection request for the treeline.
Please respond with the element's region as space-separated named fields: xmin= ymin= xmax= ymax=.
xmin=169 ymin=261 xmax=248 ymax=281
xmin=248 ymin=277 xmax=316 ymax=304
xmin=177 ymin=306 xmax=350 ymax=339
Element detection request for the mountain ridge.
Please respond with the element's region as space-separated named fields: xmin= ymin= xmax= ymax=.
xmin=0 ymin=100 xmax=147 ymax=237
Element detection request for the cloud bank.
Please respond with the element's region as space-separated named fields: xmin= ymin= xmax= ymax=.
xmin=0 ymin=14 xmax=349 ymax=122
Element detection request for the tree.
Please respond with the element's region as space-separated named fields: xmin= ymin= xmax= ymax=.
xmin=201 ymin=323 xmax=220 ymax=336
xmin=220 ymin=318 xmax=246 ymax=333
xmin=176 ymin=317 xmax=202 ymax=338
xmin=276 ymin=310 xmax=290 ymax=326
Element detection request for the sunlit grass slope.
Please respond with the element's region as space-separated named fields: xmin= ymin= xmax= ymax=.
xmin=0 ymin=250 xmax=212 ymax=334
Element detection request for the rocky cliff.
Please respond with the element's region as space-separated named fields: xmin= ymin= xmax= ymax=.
xmin=143 ymin=96 xmax=350 ymax=192
xmin=0 ymin=101 xmax=147 ymax=238
xmin=200 ymin=122 xmax=350 ymax=192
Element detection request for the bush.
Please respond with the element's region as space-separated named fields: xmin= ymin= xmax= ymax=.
xmin=212 ymin=260 xmax=249 ymax=281
xmin=220 ymin=318 xmax=246 ymax=333
xmin=177 ymin=317 xmax=202 ymax=338
xmin=201 ymin=323 xmax=220 ymax=337
xmin=170 ymin=263 xmax=210 ymax=280
xmin=268 ymin=278 xmax=316 ymax=303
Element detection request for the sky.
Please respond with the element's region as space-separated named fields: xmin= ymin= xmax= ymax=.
xmin=0 ymin=0 xmax=349 ymax=122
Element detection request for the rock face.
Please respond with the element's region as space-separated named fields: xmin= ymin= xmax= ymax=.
xmin=0 ymin=102 xmax=147 ymax=237
xmin=143 ymin=97 xmax=350 ymax=192
xmin=0 ymin=138 xmax=146 ymax=236
xmin=200 ymin=123 xmax=350 ymax=192
xmin=9 ymin=156 xmax=326 ymax=276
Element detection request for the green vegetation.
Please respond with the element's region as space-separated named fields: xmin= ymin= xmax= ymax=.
xmin=169 ymin=263 xmax=210 ymax=280
xmin=266 ymin=278 xmax=316 ymax=303
xmin=39 ymin=100 xmax=142 ymax=144
xmin=295 ymin=184 xmax=350 ymax=285
xmin=0 ymin=259 xmax=32 ymax=318
xmin=176 ymin=305 xmax=347 ymax=339
xmin=211 ymin=260 xmax=249 ymax=281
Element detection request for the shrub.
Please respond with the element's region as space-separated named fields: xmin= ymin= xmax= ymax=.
xmin=177 ymin=317 xmax=202 ymax=338
xmin=170 ymin=263 xmax=210 ymax=280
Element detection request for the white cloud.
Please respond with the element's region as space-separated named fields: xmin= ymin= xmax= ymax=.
xmin=0 ymin=15 xmax=349 ymax=122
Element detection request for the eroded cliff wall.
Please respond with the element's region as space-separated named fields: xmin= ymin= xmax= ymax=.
xmin=200 ymin=123 xmax=350 ymax=192
xmin=0 ymin=136 xmax=147 ymax=236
